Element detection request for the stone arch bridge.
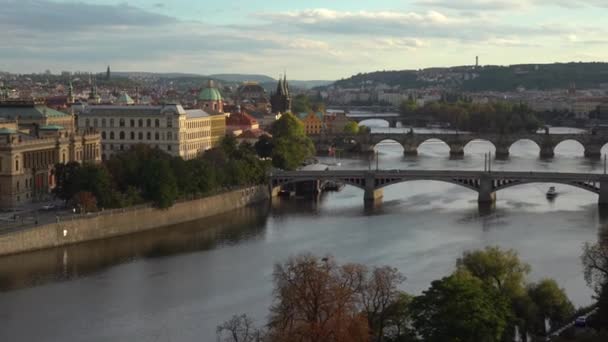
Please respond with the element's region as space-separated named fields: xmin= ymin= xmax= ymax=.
xmin=312 ymin=132 xmax=608 ymax=159
xmin=270 ymin=170 xmax=608 ymax=207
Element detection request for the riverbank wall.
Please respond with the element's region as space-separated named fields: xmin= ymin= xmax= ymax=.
xmin=0 ymin=186 xmax=269 ymax=257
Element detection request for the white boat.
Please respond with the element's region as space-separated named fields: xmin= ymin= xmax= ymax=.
xmin=546 ymin=186 xmax=557 ymax=199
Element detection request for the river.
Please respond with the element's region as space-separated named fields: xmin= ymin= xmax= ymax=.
xmin=1 ymin=125 xmax=607 ymax=341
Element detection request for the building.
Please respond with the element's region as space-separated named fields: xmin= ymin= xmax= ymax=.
xmin=78 ymin=104 xmax=226 ymax=161
xmin=197 ymin=80 xmax=224 ymax=113
xmin=298 ymin=112 xmax=324 ymax=135
xmin=270 ymin=75 xmax=291 ymax=114
xmin=0 ymin=100 xmax=101 ymax=209
xmin=324 ymin=111 xmax=352 ymax=134
xmin=226 ymin=107 xmax=260 ymax=133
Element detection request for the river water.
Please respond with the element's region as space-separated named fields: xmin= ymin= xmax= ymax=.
xmin=1 ymin=125 xmax=608 ymax=341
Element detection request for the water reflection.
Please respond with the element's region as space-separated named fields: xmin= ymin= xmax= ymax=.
xmin=0 ymin=204 xmax=269 ymax=292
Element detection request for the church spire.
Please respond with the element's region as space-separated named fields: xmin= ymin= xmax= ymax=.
xmin=67 ymin=79 xmax=74 ymax=104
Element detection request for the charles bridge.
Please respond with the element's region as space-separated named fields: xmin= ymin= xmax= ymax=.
xmin=311 ymin=130 xmax=608 ymax=159
xmin=270 ymin=169 xmax=608 ymax=207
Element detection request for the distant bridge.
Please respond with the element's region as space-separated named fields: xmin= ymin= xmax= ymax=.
xmin=312 ymin=131 xmax=608 ymax=159
xmin=270 ymin=169 xmax=608 ymax=207
xmin=345 ymin=114 xmax=401 ymax=127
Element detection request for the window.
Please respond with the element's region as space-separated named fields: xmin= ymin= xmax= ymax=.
xmin=16 ymin=181 xmax=19 ymax=191
xmin=110 ymin=132 xmax=115 ymax=140
xmin=120 ymin=145 xmax=124 ymax=151
xmin=15 ymin=159 xmax=19 ymax=171
xmin=119 ymin=131 xmax=125 ymax=140
xmin=167 ymin=145 xmax=172 ymax=151
xmin=119 ymin=119 xmax=125 ymax=127
xmin=110 ymin=144 xmax=114 ymax=151
xmin=155 ymin=132 xmax=159 ymax=140
xmin=167 ymin=132 xmax=172 ymax=140
xmin=130 ymin=132 xmax=135 ymax=140
xmin=155 ymin=119 xmax=160 ymax=128
xmin=101 ymin=131 xmax=106 ymax=139
xmin=138 ymin=119 xmax=143 ymax=127
xmin=166 ymin=117 xmax=173 ymax=128
xmin=102 ymin=144 xmax=106 ymax=151
xmin=85 ymin=119 xmax=90 ymax=127
xmin=102 ymin=119 xmax=106 ymax=128
xmin=110 ymin=119 xmax=115 ymax=127
xmin=130 ymin=119 xmax=135 ymax=127
xmin=93 ymin=119 xmax=98 ymax=127
xmin=138 ymin=132 xmax=143 ymax=140
xmin=147 ymin=132 xmax=151 ymax=140
xmin=146 ymin=119 xmax=151 ymax=127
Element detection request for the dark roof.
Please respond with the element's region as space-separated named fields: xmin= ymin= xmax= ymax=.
xmin=0 ymin=104 xmax=69 ymax=119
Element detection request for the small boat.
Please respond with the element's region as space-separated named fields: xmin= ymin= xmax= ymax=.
xmin=546 ymin=186 xmax=557 ymax=199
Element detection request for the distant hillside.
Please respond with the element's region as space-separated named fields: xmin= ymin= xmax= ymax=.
xmin=210 ymin=74 xmax=275 ymax=84
xmin=332 ymin=62 xmax=608 ymax=91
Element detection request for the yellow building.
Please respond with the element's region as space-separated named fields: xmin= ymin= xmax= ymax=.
xmin=297 ymin=112 xmax=324 ymax=135
xmin=78 ymin=104 xmax=226 ymax=161
xmin=0 ymin=101 xmax=101 ymax=209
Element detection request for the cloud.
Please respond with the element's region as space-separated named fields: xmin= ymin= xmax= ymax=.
xmin=253 ymin=8 xmax=563 ymax=41
xmin=0 ymin=0 xmax=176 ymax=31
xmin=415 ymin=0 xmax=608 ymax=10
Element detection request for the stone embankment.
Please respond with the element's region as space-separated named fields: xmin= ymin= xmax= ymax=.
xmin=0 ymin=186 xmax=268 ymax=257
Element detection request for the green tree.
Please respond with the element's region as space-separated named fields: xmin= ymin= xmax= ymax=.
xmin=410 ymin=271 xmax=510 ymax=342
xmin=456 ymin=246 xmax=531 ymax=298
xmin=53 ymin=161 xmax=82 ymax=201
xmin=254 ymin=134 xmax=274 ymax=159
xmin=343 ymin=121 xmax=360 ymax=134
xmin=292 ymin=94 xmax=312 ymax=113
xmin=527 ymin=279 xmax=575 ymax=334
xmin=270 ymin=113 xmax=315 ymax=170
xmin=140 ymin=158 xmax=178 ymax=208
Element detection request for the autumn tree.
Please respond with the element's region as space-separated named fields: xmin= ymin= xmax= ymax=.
xmin=358 ymin=266 xmax=406 ymax=342
xmin=267 ymin=254 xmax=369 ymax=342
xmin=71 ymin=191 xmax=98 ymax=213
xmin=216 ymin=314 xmax=263 ymax=342
xmin=527 ymin=279 xmax=575 ymax=334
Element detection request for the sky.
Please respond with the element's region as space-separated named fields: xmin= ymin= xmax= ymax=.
xmin=1 ymin=0 xmax=607 ymax=80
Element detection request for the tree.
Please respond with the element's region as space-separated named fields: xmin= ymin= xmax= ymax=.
xmin=527 ymin=279 xmax=575 ymax=334
xmin=582 ymin=237 xmax=608 ymax=294
xmin=358 ymin=266 xmax=406 ymax=342
xmin=53 ymin=161 xmax=81 ymax=201
xmin=140 ymin=158 xmax=178 ymax=208
xmin=410 ymin=271 xmax=510 ymax=342
xmin=267 ymin=254 xmax=369 ymax=342
xmin=343 ymin=121 xmax=360 ymax=134
xmin=217 ymin=314 xmax=263 ymax=342
xmin=71 ymin=191 xmax=97 ymax=213
xmin=270 ymin=113 xmax=315 ymax=170
xmin=383 ymin=293 xmax=416 ymax=342
xmin=456 ymin=246 xmax=530 ymax=298
xmin=254 ymin=134 xmax=274 ymax=159
xmin=292 ymin=94 xmax=312 ymax=113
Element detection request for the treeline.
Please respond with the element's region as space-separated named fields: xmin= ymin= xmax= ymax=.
xmin=218 ymin=246 xmax=591 ymax=342
xmin=55 ymin=137 xmax=270 ymax=210
xmin=54 ymin=113 xmax=315 ymax=211
xmin=400 ymin=100 xmax=542 ymax=133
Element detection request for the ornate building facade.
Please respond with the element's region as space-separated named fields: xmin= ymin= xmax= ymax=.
xmin=0 ymin=100 xmax=101 ymax=208
xmin=78 ymin=104 xmax=226 ymax=161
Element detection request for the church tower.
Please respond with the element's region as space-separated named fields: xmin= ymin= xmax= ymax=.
xmin=271 ymin=74 xmax=292 ymax=114
xmin=198 ymin=80 xmax=224 ymax=113
xmin=67 ymin=80 xmax=75 ymax=104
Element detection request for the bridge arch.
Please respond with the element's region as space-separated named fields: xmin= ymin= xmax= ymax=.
xmin=493 ymin=180 xmax=600 ymax=195
xmin=357 ymin=118 xmax=392 ymax=128
xmin=463 ymin=139 xmax=497 ymax=154
xmin=508 ymin=139 xmax=541 ymax=157
xmin=417 ymin=138 xmax=450 ymax=156
xmin=375 ymin=177 xmax=481 ymax=193
xmin=373 ymin=139 xmax=404 ymax=152
xmin=271 ymin=176 xmax=367 ymax=192
xmin=554 ymin=139 xmax=585 ymax=158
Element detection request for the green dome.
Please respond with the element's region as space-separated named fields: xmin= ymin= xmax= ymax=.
xmin=198 ymin=87 xmax=222 ymax=101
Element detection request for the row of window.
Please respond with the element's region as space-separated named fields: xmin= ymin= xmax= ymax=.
xmin=101 ymin=131 xmax=175 ymax=141
xmin=84 ymin=117 xmax=173 ymax=129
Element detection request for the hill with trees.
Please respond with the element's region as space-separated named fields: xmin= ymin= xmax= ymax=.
xmin=332 ymin=62 xmax=608 ymax=91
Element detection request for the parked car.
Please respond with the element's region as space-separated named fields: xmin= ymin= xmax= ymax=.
xmin=41 ymin=204 xmax=56 ymax=211
xmin=574 ymin=316 xmax=587 ymax=328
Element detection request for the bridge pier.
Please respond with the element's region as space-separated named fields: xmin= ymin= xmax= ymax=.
xmin=478 ymin=175 xmax=496 ymax=204
xmin=364 ymin=173 xmax=383 ymax=207
xmin=495 ymin=145 xmax=510 ymax=160
xmin=540 ymin=145 xmax=555 ymax=159
xmin=403 ymin=143 xmax=418 ymax=156
xmin=584 ymin=144 xmax=602 ymax=159
xmin=599 ymin=178 xmax=608 ymax=205
xmin=449 ymin=144 xmax=465 ymax=158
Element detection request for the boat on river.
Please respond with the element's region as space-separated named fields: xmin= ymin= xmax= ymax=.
xmin=546 ymin=186 xmax=557 ymax=199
